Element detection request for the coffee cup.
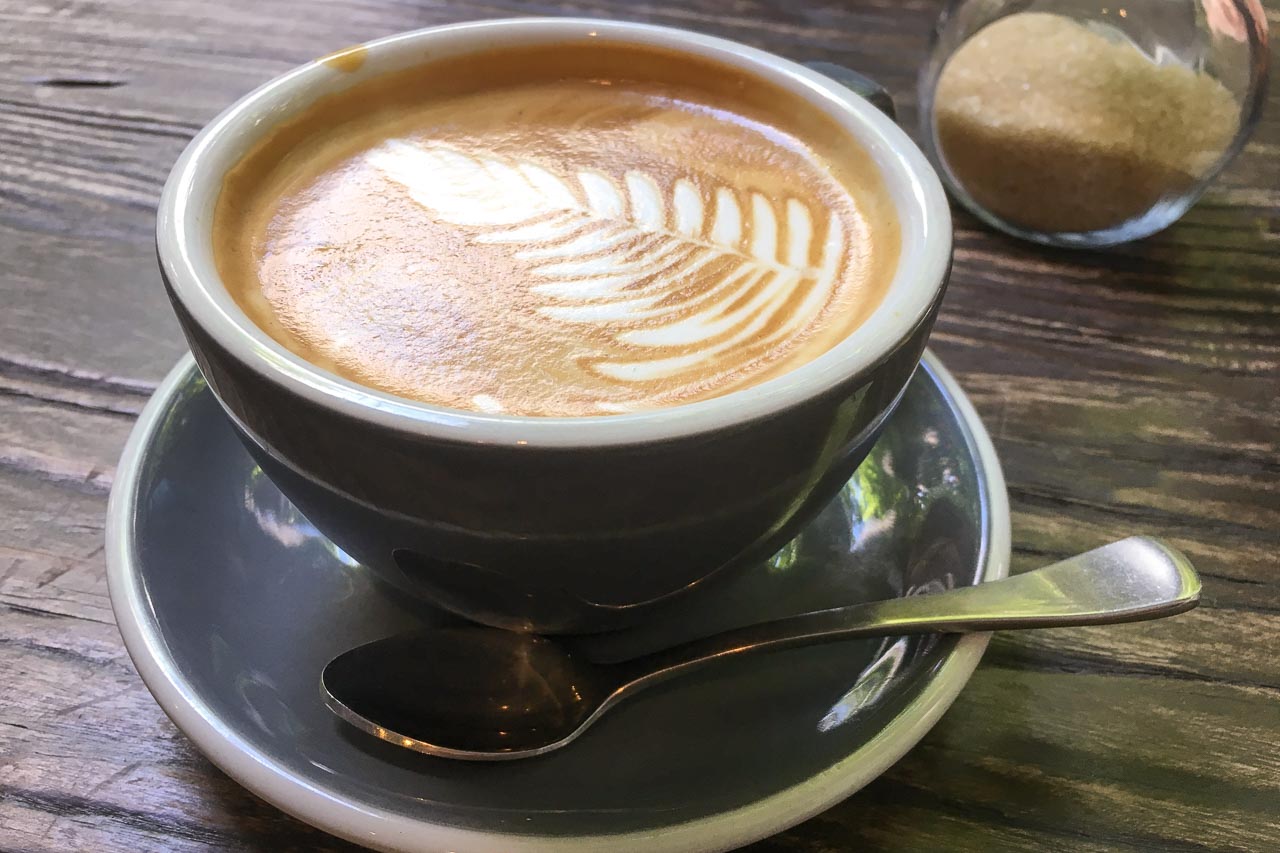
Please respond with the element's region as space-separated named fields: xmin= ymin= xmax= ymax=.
xmin=157 ymin=18 xmax=952 ymax=633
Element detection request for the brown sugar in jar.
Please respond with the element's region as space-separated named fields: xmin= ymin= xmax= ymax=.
xmin=931 ymin=12 xmax=1240 ymax=236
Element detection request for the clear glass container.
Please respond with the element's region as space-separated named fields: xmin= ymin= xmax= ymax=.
xmin=918 ymin=0 xmax=1269 ymax=248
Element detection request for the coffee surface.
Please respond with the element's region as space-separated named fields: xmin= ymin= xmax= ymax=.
xmin=215 ymin=42 xmax=899 ymax=416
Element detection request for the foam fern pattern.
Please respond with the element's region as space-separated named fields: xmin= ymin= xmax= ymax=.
xmin=369 ymin=140 xmax=845 ymax=383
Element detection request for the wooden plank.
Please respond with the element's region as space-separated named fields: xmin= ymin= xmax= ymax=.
xmin=1 ymin=0 xmax=1277 ymax=849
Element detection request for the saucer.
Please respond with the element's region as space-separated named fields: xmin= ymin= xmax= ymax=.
xmin=106 ymin=351 xmax=1009 ymax=853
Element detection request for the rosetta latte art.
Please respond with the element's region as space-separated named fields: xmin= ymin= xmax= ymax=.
xmin=217 ymin=63 xmax=894 ymax=417
xmin=368 ymin=141 xmax=846 ymax=392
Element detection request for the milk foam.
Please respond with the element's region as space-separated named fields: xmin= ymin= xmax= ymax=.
xmin=214 ymin=51 xmax=898 ymax=417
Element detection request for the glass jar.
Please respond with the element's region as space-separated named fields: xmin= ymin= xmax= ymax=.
xmin=918 ymin=0 xmax=1269 ymax=248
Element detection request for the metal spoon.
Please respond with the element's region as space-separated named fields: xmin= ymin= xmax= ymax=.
xmin=323 ymin=536 xmax=1199 ymax=761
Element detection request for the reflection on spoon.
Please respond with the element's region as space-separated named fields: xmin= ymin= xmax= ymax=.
xmin=323 ymin=536 xmax=1199 ymax=761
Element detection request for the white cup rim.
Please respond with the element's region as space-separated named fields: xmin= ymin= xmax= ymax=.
xmin=157 ymin=17 xmax=952 ymax=448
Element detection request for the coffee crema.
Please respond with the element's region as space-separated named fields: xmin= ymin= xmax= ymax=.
xmin=214 ymin=42 xmax=899 ymax=417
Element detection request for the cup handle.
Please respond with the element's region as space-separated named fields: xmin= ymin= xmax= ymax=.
xmin=803 ymin=61 xmax=897 ymax=121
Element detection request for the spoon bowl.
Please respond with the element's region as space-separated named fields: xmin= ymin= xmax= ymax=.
xmin=325 ymin=628 xmax=616 ymax=758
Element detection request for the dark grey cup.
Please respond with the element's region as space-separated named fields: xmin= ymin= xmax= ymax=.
xmin=156 ymin=19 xmax=953 ymax=633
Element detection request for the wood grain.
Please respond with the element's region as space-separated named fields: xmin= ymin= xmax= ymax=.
xmin=1 ymin=0 xmax=1277 ymax=850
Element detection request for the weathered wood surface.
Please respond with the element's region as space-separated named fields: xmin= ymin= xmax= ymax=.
xmin=1 ymin=0 xmax=1277 ymax=850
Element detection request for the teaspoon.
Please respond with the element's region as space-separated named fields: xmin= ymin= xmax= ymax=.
xmin=322 ymin=536 xmax=1199 ymax=761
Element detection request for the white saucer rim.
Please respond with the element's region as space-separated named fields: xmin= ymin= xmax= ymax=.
xmin=106 ymin=350 xmax=1011 ymax=853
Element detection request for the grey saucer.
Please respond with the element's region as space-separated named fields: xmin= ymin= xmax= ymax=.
xmin=106 ymin=351 xmax=1010 ymax=853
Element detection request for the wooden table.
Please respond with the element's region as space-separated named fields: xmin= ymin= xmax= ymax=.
xmin=2 ymin=1 xmax=1276 ymax=850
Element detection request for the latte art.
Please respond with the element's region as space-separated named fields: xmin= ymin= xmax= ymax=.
xmin=215 ymin=42 xmax=899 ymax=416
xmin=368 ymin=141 xmax=845 ymax=395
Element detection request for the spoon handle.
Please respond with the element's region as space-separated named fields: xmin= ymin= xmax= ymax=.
xmin=625 ymin=536 xmax=1199 ymax=683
